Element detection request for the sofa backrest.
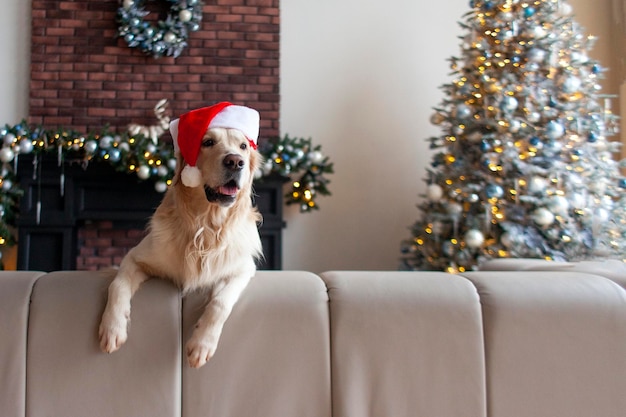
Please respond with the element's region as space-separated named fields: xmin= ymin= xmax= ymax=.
xmin=2 ymin=266 xmax=626 ymax=417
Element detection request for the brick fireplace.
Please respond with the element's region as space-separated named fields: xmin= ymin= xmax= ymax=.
xmin=22 ymin=0 xmax=281 ymax=270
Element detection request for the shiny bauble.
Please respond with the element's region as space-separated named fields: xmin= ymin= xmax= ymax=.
xmin=545 ymin=120 xmax=565 ymax=139
xmin=454 ymin=104 xmax=472 ymax=119
xmin=309 ymin=150 xmax=324 ymax=164
xmin=571 ymin=52 xmax=589 ymax=64
xmin=99 ymin=135 xmax=114 ymax=149
xmin=464 ymin=229 xmax=485 ymax=249
xmin=137 ymin=165 xmax=151 ymax=180
xmin=1 ymin=179 xmax=12 ymax=191
xmin=446 ymin=202 xmax=463 ymax=217
xmin=3 ymin=133 xmax=16 ymax=145
xmin=485 ymin=183 xmax=504 ymax=199
xmin=569 ymin=192 xmax=586 ymax=209
xmin=595 ymin=208 xmax=610 ymax=223
xmin=164 ymin=32 xmax=177 ymax=43
xmin=146 ymin=143 xmax=157 ymax=154
xmin=18 ymin=139 xmax=34 ymax=154
xmin=561 ymin=76 xmax=581 ymax=93
xmin=157 ymin=166 xmax=169 ymax=177
xmin=532 ymin=208 xmax=555 ymax=226
xmin=528 ymin=176 xmax=548 ymax=194
xmin=108 ymin=148 xmax=121 ymax=162
xmin=426 ymin=184 xmax=444 ymax=201
xmin=154 ymin=181 xmax=168 ymax=193
xmin=0 ymin=147 xmax=15 ymax=163
xmin=527 ymin=112 xmax=541 ymax=123
xmin=527 ymin=48 xmax=546 ymax=63
xmin=167 ymin=158 xmax=177 ymax=170
xmin=84 ymin=140 xmax=98 ymax=154
xmin=179 ymin=9 xmax=193 ymax=22
xmin=548 ymin=195 xmax=569 ymax=215
xmin=509 ymin=119 xmax=522 ymax=133
xmin=430 ymin=112 xmax=446 ymax=125
xmin=532 ymin=25 xmax=547 ymax=39
xmin=500 ymin=96 xmax=518 ymax=112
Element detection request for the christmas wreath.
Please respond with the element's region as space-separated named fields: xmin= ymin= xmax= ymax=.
xmin=117 ymin=0 xmax=204 ymax=58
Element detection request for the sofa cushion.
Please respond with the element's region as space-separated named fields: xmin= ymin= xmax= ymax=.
xmin=0 ymin=271 xmax=45 ymax=417
xmin=181 ymin=271 xmax=331 ymax=417
xmin=25 ymin=271 xmax=182 ymax=417
xmin=462 ymin=270 xmax=626 ymax=417
xmin=320 ymin=271 xmax=487 ymax=417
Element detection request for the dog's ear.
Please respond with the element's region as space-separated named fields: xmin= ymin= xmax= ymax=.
xmin=171 ymin=151 xmax=185 ymax=186
xmin=249 ymin=148 xmax=262 ymax=177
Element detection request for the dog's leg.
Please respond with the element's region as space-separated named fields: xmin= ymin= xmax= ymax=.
xmin=186 ymin=274 xmax=252 ymax=368
xmin=99 ymin=259 xmax=149 ymax=353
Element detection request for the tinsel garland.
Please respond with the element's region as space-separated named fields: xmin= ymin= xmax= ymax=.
xmin=117 ymin=0 xmax=204 ymax=58
xmin=0 ymin=122 xmax=333 ymax=254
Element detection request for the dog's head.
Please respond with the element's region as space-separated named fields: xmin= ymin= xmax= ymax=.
xmin=169 ymin=103 xmax=261 ymax=208
xmin=176 ymin=127 xmax=260 ymax=207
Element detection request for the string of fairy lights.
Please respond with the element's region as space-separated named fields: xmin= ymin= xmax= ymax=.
xmin=0 ymin=122 xmax=333 ymax=263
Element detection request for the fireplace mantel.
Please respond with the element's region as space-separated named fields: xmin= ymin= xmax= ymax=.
xmin=16 ymin=155 xmax=285 ymax=271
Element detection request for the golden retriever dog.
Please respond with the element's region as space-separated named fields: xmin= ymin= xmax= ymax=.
xmin=99 ymin=102 xmax=263 ymax=368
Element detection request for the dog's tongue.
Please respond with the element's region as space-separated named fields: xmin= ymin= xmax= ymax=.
xmin=218 ymin=184 xmax=239 ymax=196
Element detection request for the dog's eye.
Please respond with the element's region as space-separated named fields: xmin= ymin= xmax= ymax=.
xmin=240 ymin=143 xmax=247 ymax=150
xmin=202 ymin=139 xmax=215 ymax=147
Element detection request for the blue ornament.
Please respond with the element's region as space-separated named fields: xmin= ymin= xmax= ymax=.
xmin=587 ymin=132 xmax=598 ymax=143
xmin=124 ymin=33 xmax=135 ymax=43
xmin=480 ymin=140 xmax=490 ymax=151
xmin=572 ymin=149 xmax=583 ymax=156
xmin=592 ymin=64 xmax=601 ymax=74
xmin=483 ymin=1 xmax=494 ymax=10
xmin=108 ymin=148 xmax=121 ymax=162
xmin=529 ymin=136 xmax=541 ymax=146
xmin=619 ymin=179 xmax=626 ymax=189
xmin=524 ymin=7 xmax=536 ymax=17
xmin=485 ymin=183 xmax=504 ymax=199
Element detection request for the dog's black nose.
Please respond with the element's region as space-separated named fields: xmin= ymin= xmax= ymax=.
xmin=223 ymin=154 xmax=245 ymax=171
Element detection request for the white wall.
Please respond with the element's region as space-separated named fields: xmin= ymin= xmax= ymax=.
xmin=280 ymin=0 xmax=467 ymax=271
xmin=0 ymin=0 xmax=619 ymax=272
xmin=0 ymin=0 xmax=30 ymax=123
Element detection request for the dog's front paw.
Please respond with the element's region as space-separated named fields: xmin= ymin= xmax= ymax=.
xmin=98 ymin=311 xmax=129 ymax=353
xmin=186 ymin=335 xmax=218 ymax=368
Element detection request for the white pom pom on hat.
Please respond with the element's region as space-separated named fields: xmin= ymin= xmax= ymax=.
xmin=169 ymin=102 xmax=260 ymax=187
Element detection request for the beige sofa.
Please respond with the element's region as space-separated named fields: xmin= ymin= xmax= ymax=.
xmin=2 ymin=262 xmax=626 ymax=417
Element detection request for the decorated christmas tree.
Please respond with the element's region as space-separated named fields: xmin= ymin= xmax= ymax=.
xmin=401 ymin=0 xmax=626 ymax=272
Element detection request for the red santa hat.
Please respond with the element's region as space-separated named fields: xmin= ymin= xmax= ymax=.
xmin=169 ymin=102 xmax=260 ymax=187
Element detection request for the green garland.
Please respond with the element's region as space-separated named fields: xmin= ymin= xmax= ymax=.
xmin=0 ymin=122 xmax=333 ymax=262
xmin=117 ymin=0 xmax=204 ymax=58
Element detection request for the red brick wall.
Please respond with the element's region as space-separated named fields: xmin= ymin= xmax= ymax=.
xmin=29 ymin=0 xmax=279 ymax=138
xmin=77 ymin=221 xmax=147 ymax=270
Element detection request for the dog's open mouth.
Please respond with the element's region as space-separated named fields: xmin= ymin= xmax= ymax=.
xmin=217 ymin=180 xmax=239 ymax=196
xmin=205 ymin=180 xmax=240 ymax=205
